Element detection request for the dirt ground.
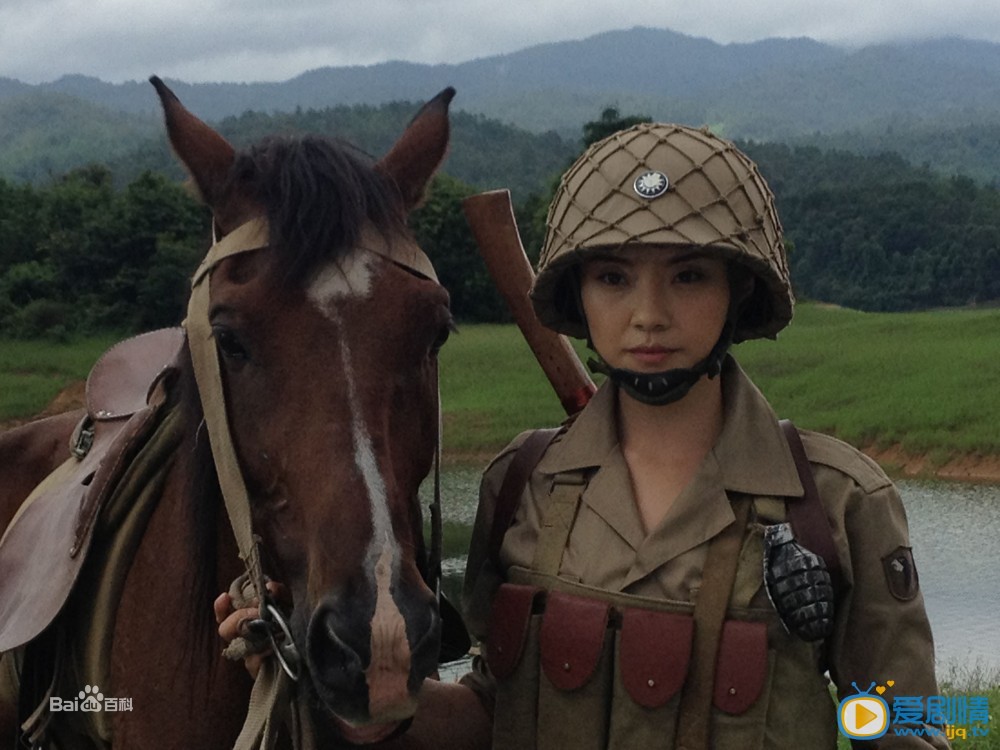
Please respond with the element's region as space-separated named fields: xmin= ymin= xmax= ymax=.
xmin=863 ymin=443 xmax=1000 ymax=483
xmin=0 ymin=381 xmax=86 ymax=431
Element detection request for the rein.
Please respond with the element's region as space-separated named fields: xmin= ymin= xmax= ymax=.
xmin=185 ymin=216 xmax=445 ymax=749
xmin=187 ymin=217 xmax=271 ymax=625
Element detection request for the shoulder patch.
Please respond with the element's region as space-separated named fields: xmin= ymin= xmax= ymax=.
xmin=882 ymin=546 xmax=920 ymax=601
xmin=796 ymin=429 xmax=892 ymax=494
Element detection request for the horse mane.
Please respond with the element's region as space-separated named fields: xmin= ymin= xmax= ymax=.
xmin=228 ymin=135 xmax=409 ymax=287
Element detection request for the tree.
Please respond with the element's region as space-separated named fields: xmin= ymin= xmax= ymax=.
xmin=410 ymin=174 xmax=507 ymax=322
xmin=520 ymin=107 xmax=655 ymax=262
xmin=582 ymin=107 xmax=652 ymax=148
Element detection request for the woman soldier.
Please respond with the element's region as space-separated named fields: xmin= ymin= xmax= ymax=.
xmin=459 ymin=122 xmax=947 ymax=749
xmin=219 ymin=123 xmax=947 ymax=748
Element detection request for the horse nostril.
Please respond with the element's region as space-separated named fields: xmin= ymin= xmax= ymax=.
xmin=307 ymin=605 xmax=368 ymax=693
xmin=408 ymin=606 xmax=442 ymax=679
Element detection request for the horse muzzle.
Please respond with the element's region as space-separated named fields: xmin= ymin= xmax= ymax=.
xmin=305 ymin=582 xmax=441 ymax=725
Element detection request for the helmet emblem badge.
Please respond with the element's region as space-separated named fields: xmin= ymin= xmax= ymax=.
xmin=633 ymin=170 xmax=669 ymax=198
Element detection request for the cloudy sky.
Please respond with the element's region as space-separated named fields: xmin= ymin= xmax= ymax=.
xmin=3 ymin=0 xmax=999 ymax=85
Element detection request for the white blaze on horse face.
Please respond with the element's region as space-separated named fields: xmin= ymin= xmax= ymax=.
xmin=322 ymin=290 xmax=413 ymax=707
xmin=366 ymin=542 xmax=417 ymax=720
xmin=307 ymin=252 xmax=374 ymax=308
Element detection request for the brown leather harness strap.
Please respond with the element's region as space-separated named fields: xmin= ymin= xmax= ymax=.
xmin=780 ymin=419 xmax=844 ymax=594
xmin=488 ymin=428 xmax=561 ymax=570
xmin=674 ymin=497 xmax=753 ymax=750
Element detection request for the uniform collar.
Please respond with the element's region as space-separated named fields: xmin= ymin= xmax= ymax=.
xmin=713 ymin=357 xmax=804 ymax=499
xmin=535 ymin=377 xmax=619 ymax=474
xmin=536 ymin=356 xmax=804 ymax=500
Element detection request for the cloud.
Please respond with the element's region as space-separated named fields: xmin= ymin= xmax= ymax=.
xmin=3 ymin=0 xmax=1000 ymax=85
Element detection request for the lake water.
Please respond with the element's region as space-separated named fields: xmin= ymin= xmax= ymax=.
xmin=899 ymin=479 xmax=1000 ymax=675
xmin=431 ymin=469 xmax=1000 ymax=677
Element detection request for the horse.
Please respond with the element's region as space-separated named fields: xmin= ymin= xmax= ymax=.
xmin=0 ymin=78 xmax=462 ymax=749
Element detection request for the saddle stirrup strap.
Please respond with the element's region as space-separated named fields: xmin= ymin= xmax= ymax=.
xmin=675 ymin=497 xmax=753 ymax=750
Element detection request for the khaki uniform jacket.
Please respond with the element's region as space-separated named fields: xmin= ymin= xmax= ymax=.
xmin=463 ymin=358 xmax=947 ymax=749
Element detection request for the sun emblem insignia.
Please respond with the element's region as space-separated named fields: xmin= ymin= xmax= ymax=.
xmin=633 ymin=170 xmax=670 ymax=199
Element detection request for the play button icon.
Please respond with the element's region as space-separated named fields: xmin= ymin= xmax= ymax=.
xmin=855 ymin=702 xmax=878 ymax=728
xmin=839 ymin=695 xmax=889 ymax=739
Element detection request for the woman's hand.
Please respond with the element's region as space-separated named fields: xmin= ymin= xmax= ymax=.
xmin=213 ymin=581 xmax=288 ymax=679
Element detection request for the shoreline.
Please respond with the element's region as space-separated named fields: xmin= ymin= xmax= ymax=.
xmin=861 ymin=444 xmax=1000 ymax=484
xmin=442 ymin=446 xmax=1000 ymax=484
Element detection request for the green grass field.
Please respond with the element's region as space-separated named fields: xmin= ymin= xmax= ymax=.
xmin=0 ymin=334 xmax=120 ymax=422
xmin=738 ymin=305 xmax=1000 ymax=459
xmin=2 ymin=304 xmax=999 ymax=466
xmin=440 ymin=304 xmax=1000 ymax=462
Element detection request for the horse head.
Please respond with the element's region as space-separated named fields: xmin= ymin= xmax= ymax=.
xmin=151 ymin=78 xmax=454 ymax=732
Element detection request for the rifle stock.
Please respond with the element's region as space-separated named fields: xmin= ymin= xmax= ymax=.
xmin=462 ymin=189 xmax=596 ymax=415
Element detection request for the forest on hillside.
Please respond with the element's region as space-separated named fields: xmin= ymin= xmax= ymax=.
xmin=746 ymin=143 xmax=1000 ymax=310
xmin=1 ymin=107 xmax=998 ymax=339
xmin=0 ymin=93 xmax=578 ymax=199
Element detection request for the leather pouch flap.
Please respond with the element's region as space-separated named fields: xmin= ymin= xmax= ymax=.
xmin=486 ymin=583 xmax=542 ymax=679
xmin=620 ymin=607 xmax=693 ymax=708
xmin=713 ymin=619 xmax=768 ymax=715
xmin=540 ymin=591 xmax=610 ymax=691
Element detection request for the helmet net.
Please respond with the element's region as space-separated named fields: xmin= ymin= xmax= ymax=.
xmin=532 ymin=123 xmax=793 ymax=342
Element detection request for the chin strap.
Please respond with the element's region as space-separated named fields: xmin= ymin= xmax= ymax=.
xmin=587 ymin=320 xmax=735 ymax=406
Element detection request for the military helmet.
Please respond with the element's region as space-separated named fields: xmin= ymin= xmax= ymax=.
xmin=530 ymin=123 xmax=793 ymax=342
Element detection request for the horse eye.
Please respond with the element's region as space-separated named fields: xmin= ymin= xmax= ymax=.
xmin=213 ymin=327 xmax=249 ymax=360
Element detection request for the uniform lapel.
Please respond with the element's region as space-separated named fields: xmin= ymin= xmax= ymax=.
xmin=536 ymin=381 xmax=647 ymax=551
xmin=621 ymin=359 xmax=805 ymax=590
xmin=580 ymin=452 xmax=646 ymax=551
xmin=530 ymin=360 xmax=806 ymax=594
xmin=623 ymin=451 xmax=735 ymax=589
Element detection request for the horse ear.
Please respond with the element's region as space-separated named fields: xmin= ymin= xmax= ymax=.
xmin=377 ymin=87 xmax=455 ymax=211
xmin=150 ymin=76 xmax=240 ymax=223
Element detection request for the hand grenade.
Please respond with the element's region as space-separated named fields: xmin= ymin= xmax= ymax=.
xmin=763 ymin=523 xmax=835 ymax=641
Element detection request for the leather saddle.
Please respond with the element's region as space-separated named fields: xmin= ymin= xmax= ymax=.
xmin=0 ymin=328 xmax=186 ymax=652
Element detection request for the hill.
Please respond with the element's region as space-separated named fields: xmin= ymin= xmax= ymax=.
xmin=6 ymin=28 xmax=1000 ymax=184
xmin=0 ymin=92 xmax=159 ymax=183
xmin=5 ymin=29 xmax=1000 ymax=136
xmin=0 ymin=94 xmax=578 ymax=199
xmin=1 ymin=29 xmax=846 ymax=128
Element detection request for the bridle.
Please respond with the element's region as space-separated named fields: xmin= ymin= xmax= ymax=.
xmin=185 ymin=216 xmax=445 ymax=713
